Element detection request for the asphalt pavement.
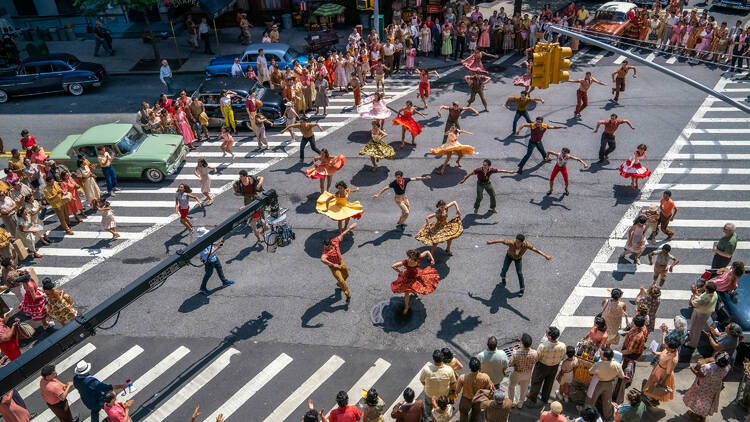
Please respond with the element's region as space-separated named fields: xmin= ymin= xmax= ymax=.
xmin=2 ymin=44 xmax=750 ymax=421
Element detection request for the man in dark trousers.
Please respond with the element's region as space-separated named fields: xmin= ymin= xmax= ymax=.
xmin=465 ymin=72 xmax=492 ymax=112
xmin=515 ymin=117 xmax=567 ymax=174
xmin=73 ymin=360 xmax=128 ymax=422
xmin=197 ymin=227 xmax=235 ymax=295
xmin=459 ymin=159 xmax=515 ymax=214
xmin=593 ymin=113 xmax=635 ymax=162
xmin=486 ymin=234 xmax=553 ymax=297
xmin=437 ymin=101 xmax=479 ymax=143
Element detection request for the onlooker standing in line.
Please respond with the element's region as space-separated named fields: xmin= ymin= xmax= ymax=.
xmin=508 ymin=333 xmax=538 ymax=408
xmin=40 ymin=365 xmax=76 ymax=422
xmin=43 ymin=176 xmax=74 ymax=236
xmin=419 ymin=349 xmax=457 ymax=419
xmin=160 ymin=60 xmax=173 ymax=93
xmin=688 ymin=281 xmax=718 ymax=348
xmin=185 ymin=15 xmax=199 ymax=49
xmin=456 ymin=356 xmax=494 ymax=422
xmin=614 ymin=389 xmax=645 ymax=422
xmin=199 ymin=17 xmax=213 ymax=54
xmin=484 ymin=390 xmax=513 ymax=422
xmin=73 ymin=360 xmax=128 ymax=422
xmin=712 ymin=222 xmax=737 ymax=269
xmin=476 ymin=335 xmax=509 ymax=389
xmin=328 ymin=391 xmax=363 ymax=422
xmin=390 ymin=387 xmax=424 ymax=422
xmin=525 ymin=326 xmax=566 ymax=408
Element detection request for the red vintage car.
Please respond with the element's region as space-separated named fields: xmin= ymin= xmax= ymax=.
xmin=584 ymin=1 xmax=639 ymax=43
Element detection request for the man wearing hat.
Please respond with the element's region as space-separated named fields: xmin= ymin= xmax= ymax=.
xmin=712 ymin=222 xmax=737 ymax=269
xmin=538 ymin=401 xmax=566 ymax=421
xmin=197 ymin=227 xmax=235 ymax=295
xmin=484 ymin=389 xmax=513 ymax=421
xmin=270 ymin=25 xmax=280 ymax=43
xmin=73 ymin=360 xmax=128 ymax=422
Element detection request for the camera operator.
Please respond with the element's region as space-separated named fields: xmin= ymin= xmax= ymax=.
xmin=197 ymin=228 xmax=235 ymax=295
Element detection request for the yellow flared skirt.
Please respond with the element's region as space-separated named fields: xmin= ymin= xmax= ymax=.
xmin=429 ymin=144 xmax=475 ymax=157
xmin=316 ymin=192 xmax=364 ymax=221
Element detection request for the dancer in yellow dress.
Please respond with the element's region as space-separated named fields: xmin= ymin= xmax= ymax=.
xmin=430 ymin=125 xmax=475 ymax=175
xmin=316 ymin=181 xmax=363 ymax=232
xmin=415 ymin=199 xmax=463 ymax=256
xmin=359 ymin=121 xmax=395 ymax=172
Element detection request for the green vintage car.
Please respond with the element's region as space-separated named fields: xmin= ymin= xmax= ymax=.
xmin=50 ymin=123 xmax=187 ymax=183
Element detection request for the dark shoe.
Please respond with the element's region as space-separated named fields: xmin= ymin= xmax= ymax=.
xmin=517 ymin=168 xmax=523 ymax=174
xmin=564 ymin=189 xmax=569 ymax=196
xmin=519 ymin=288 xmax=525 ymax=297
xmin=547 ymin=190 xmax=552 ymax=195
xmin=222 ymin=280 xmax=235 ymax=286
xmin=500 ymin=278 xmax=506 ymax=286
xmin=200 ymin=288 xmax=211 ymax=295
xmin=345 ymin=295 xmax=351 ymax=305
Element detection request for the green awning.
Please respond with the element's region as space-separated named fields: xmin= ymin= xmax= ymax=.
xmin=313 ymin=3 xmax=346 ymax=16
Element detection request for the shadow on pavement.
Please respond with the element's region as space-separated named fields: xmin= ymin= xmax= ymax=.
xmin=359 ymin=228 xmax=412 ymax=248
xmin=468 ymin=284 xmax=528 ymax=320
xmin=347 ymin=130 xmax=370 ymax=144
xmin=178 ymin=293 xmax=210 ymax=313
xmin=613 ymin=184 xmax=640 ymax=206
xmin=372 ymin=296 xmax=427 ymax=334
xmin=421 ymin=168 xmax=467 ymax=190
xmin=436 ymin=307 xmax=482 ymax=358
xmin=351 ymin=165 xmax=389 ymax=187
xmin=301 ymin=289 xmax=348 ymax=328
xmin=462 ymin=212 xmax=498 ymax=229
xmin=293 ymin=192 xmax=320 ymax=215
xmin=529 ymin=195 xmax=571 ymax=211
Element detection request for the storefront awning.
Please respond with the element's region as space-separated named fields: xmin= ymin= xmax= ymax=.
xmin=199 ymin=0 xmax=238 ymax=19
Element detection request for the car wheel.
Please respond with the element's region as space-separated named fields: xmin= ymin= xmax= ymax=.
xmin=68 ymin=83 xmax=84 ymax=96
xmin=0 ymin=90 xmax=7 ymax=103
xmin=144 ymin=168 xmax=164 ymax=183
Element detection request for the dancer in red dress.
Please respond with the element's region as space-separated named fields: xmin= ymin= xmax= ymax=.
xmin=416 ymin=68 xmax=440 ymax=108
xmin=305 ymin=148 xmax=346 ymax=193
xmin=620 ymin=144 xmax=651 ymax=190
xmin=461 ymin=49 xmax=499 ymax=74
xmin=393 ymin=101 xmax=426 ymax=149
xmin=391 ymin=249 xmax=440 ymax=315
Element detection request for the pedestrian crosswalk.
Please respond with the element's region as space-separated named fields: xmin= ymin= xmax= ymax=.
xmin=552 ymin=74 xmax=750 ymax=345
xmin=17 ymin=72 xmax=442 ymax=290
xmin=17 ymin=337 xmax=431 ymax=422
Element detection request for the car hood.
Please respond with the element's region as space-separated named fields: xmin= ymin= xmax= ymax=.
xmin=258 ymin=88 xmax=283 ymax=110
xmin=210 ymin=54 xmax=242 ymax=65
xmin=49 ymin=134 xmax=81 ymax=162
xmin=586 ymin=21 xmax=627 ymax=34
xmin=134 ymin=134 xmax=184 ymax=159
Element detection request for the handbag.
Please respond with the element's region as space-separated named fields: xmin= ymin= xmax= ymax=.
xmin=16 ymin=322 xmax=35 ymax=339
xmin=61 ymin=191 xmax=73 ymax=202
xmin=645 ymin=382 xmax=672 ymax=396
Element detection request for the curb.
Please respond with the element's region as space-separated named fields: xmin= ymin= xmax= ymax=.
xmin=108 ymin=69 xmax=208 ymax=76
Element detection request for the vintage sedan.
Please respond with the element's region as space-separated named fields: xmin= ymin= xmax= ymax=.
xmin=205 ymin=43 xmax=312 ymax=78
xmin=50 ymin=123 xmax=187 ymax=183
xmin=712 ymin=0 xmax=750 ymax=11
xmin=584 ymin=2 xmax=639 ymax=43
xmin=0 ymin=54 xmax=106 ymax=103
xmin=191 ymin=77 xmax=286 ymax=129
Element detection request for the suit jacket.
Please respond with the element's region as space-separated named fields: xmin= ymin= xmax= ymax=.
xmin=390 ymin=400 xmax=424 ymax=422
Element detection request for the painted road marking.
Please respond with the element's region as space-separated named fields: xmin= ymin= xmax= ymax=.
xmin=330 ymin=358 xmax=391 ymax=418
xmin=19 ymin=343 xmax=96 ymax=399
xmin=383 ymin=372 xmax=425 ymax=422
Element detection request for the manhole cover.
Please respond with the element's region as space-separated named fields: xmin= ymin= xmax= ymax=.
xmin=370 ymin=296 xmax=426 ymax=333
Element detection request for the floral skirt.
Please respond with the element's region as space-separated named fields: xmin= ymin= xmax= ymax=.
xmin=415 ymin=216 xmax=464 ymax=245
xmin=359 ymin=139 xmax=395 ymax=159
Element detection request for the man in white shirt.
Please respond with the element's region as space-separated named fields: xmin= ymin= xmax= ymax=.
xmin=159 ymin=60 xmax=173 ymax=93
xmin=231 ymin=57 xmax=244 ymax=77
xmin=199 ymin=17 xmax=213 ymax=54
xmin=476 ymin=336 xmax=509 ymax=388
xmin=256 ymin=49 xmax=270 ymax=84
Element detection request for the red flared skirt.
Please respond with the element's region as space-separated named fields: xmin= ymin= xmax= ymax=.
xmin=390 ymin=266 xmax=440 ymax=295
xmin=393 ymin=115 xmax=423 ymax=136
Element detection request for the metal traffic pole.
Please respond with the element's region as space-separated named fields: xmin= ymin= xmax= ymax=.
xmin=548 ymin=25 xmax=750 ymax=114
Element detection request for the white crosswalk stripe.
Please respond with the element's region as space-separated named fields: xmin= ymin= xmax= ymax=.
xmin=383 ymin=372 xmax=425 ymax=422
xmin=19 ymin=343 xmax=97 ymax=399
xmin=329 ymin=358 xmax=391 ymax=417
xmin=551 ymin=74 xmax=750 ymax=347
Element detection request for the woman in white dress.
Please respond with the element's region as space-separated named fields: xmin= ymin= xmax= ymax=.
xmin=75 ymin=158 xmax=101 ymax=207
xmin=193 ymin=158 xmax=218 ymax=206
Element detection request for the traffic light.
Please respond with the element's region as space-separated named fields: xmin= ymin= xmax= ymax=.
xmin=531 ymin=44 xmax=551 ymax=90
xmin=551 ymin=44 xmax=572 ymax=84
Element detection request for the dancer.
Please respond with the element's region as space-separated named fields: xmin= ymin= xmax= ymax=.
xmin=431 ymin=125 xmax=475 ymax=175
xmin=321 ymin=222 xmax=357 ymax=305
xmin=373 ymin=171 xmax=431 ymax=229
xmin=415 ymin=199 xmax=463 ymax=256
xmin=175 ymin=184 xmax=202 ymax=233
xmin=306 ymin=148 xmax=346 ymax=193
xmin=544 ymin=148 xmax=588 ymax=196
xmin=593 ymin=114 xmax=636 ymax=162
xmin=417 ymin=68 xmax=440 ymax=108
xmin=505 ymin=91 xmax=544 ymax=135
xmin=96 ymin=200 xmax=119 ymax=238
xmin=282 ymin=117 xmax=323 ymax=162
xmin=253 ymin=114 xmax=270 ymax=150
xmin=565 ymin=72 xmax=607 ymax=118
xmin=620 ymin=144 xmax=650 ymax=189
xmin=513 ymin=54 xmax=533 ymax=92
xmin=486 ymin=234 xmax=553 ymax=296
xmin=437 ymin=102 xmax=479 ymax=144
xmin=459 ymin=159 xmax=515 ymax=214
xmin=515 ymin=117 xmax=566 ymax=174
xmin=358 ymin=92 xmax=392 ymax=129
xmin=219 ymin=89 xmax=238 ymax=135
xmin=391 ymin=249 xmax=440 ymax=315
xmin=317 ymin=181 xmax=363 ymax=232
xmin=193 ymin=158 xmax=218 ymax=205
xmin=219 ymin=125 xmax=235 ymax=158
xmin=621 ymin=215 xmax=648 ymax=263
xmin=461 ymin=49 xmax=498 ymax=73
xmin=359 ymin=121 xmax=395 ymax=171
xmin=465 ymin=71 xmax=492 ymax=112
xmin=393 ymin=101 xmax=426 ymax=148
xmin=372 ymin=60 xmax=390 ymax=94
xmin=611 ymin=61 xmax=637 ymax=104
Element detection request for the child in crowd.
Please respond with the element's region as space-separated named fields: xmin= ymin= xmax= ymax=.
xmin=556 ymin=345 xmax=578 ymax=402
xmin=648 ymin=244 xmax=679 ymax=286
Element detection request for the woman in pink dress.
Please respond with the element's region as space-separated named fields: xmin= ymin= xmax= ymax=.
xmin=175 ymin=107 xmax=196 ymax=150
xmin=620 ymin=214 xmax=648 ymax=263
xmin=358 ymin=92 xmax=392 ymax=128
xmin=478 ymin=21 xmax=491 ymax=50
xmin=334 ymin=56 xmax=350 ymax=91
xmin=391 ymin=249 xmax=440 ymax=315
xmin=669 ymin=20 xmax=685 ymax=52
xmin=683 ymin=352 xmax=731 ymax=421
xmin=696 ymin=23 xmax=714 ymax=57
xmin=305 ymin=148 xmax=346 ymax=193
xmin=405 ymin=41 xmax=416 ymax=74
xmin=60 ymin=171 xmax=87 ymax=223
xmin=461 ymin=49 xmax=498 ymax=73
xmin=620 ymin=143 xmax=651 ymax=189
xmin=19 ymin=275 xmax=51 ymax=328
xmin=513 ymin=55 xmax=533 ymax=91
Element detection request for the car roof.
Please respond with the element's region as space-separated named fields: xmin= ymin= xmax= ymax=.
xmin=242 ymin=43 xmax=291 ymax=55
xmin=198 ymin=78 xmax=257 ymax=93
xmin=598 ymin=1 xmax=637 ymax=12
xmin=74 ymin=124 xmax=132 ymax=146
xmin=22 ymin=54 xmax=77 ymax=65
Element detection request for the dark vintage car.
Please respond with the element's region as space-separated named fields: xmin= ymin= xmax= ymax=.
xmin=305 ymin=29 xmax=339 ymax=54
xmin=0 ymin=54 xmax=106 ymax=103
xmin=712 ymin=0 xmax=750 ymax=11
xmin=714 ymin=272 xmax=750 ymax=343
xmin=191 ymin=78 xmax=286 ymax=130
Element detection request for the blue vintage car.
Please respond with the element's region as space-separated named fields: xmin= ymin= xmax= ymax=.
xmin=716 ymin=273 xmax=750 ymax=342
xmin=0 ymin=54 xmax=106 ymax=103
xmin=712 ymin=0 xmax=750 ymax=10
xmin=205 ymin=43 xmax=312 ymax=78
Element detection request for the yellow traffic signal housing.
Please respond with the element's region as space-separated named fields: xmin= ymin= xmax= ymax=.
xmin=551 ymin=45 xmax=572 ymax=84
xmin=357 ymin=0 xmax=373 ymax=10
xmin=531 ymin=45 xmax=551 ymax=89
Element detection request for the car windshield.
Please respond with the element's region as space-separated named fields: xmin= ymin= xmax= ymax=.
xmin=116 ymin=127 xmax=145 ymax=154
xmin=284 ymin=48 xmax=299 ymax=61
xmin=595 ymin=10 xmax=628 ymax=22
xmin=251 ymin=84 xmax=266 ymax=98
xmin=65 ymin=56 xmax=81 ymax=68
